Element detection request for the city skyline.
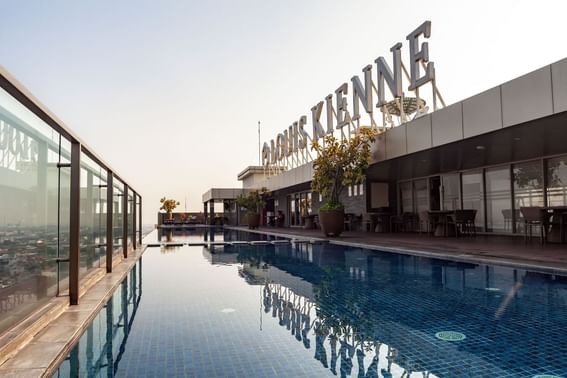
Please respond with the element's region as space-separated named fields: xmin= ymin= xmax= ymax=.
xmin=2 ymin=0 xmax=567 ymax=224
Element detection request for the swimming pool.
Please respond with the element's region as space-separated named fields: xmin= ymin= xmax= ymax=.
xmin=52 ymin=228 xmax=567 ymax=377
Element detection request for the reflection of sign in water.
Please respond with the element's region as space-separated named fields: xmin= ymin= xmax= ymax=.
xmin=0 ymin=121 xmax=39 ymax=170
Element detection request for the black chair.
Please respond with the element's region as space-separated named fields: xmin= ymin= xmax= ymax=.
xmin=390 ymin=212 xmax=417 ymax=232
xmin=520 ymin=207 xmax=549 ymax=245
xmin=450 ymin=209 xmax=477 ymax=237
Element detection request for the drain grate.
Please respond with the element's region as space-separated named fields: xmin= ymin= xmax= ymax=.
xmin=435 ymin=331 xmax=466 ymax=341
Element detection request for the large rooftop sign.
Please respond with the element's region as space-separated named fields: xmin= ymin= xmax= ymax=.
xmin=262 ymin=20 xmax=445 ymax=172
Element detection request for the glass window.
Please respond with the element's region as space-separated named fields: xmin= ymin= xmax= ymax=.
xmin=442 ymin=174 xmax=461 ymax=210
xmin=399 ymin=181 xmax=413 ymax=213
xmin=0 ymin=88 xmax=70 ymax=335
xmin=547 ymin=155 xmax=567 ymax=206
xmin=288 ymin=195 xmax=296 ymax=226
xmin=128 ymin=192 xmax=134 ymax=248
xmin=514 ymin=161 xmax=544 ymax=207
xmin=353 ymin=185 xmax=358 ymax=196
xmin=513 ymin=160 xmax=544 ymax=233
xmin=348 ymin=186 xmax=352 ymax=197
xmin=462 ymin=171 xmax=484 ymax=231
xmin=413 ymin=179 xmax=429 ymax=213
xmin=486 ymin=166 xmax=512 ymax=233
xmin=113 ymin=180 xmax=124 ymax=255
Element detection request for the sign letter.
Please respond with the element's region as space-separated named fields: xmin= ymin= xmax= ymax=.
xmin=375 ymin=43 xmax=403 ymax=106
xmin=407 ymin=20 xmax=434 ymax=90
xmin=351 ymin=64 xmax=373 ymax=121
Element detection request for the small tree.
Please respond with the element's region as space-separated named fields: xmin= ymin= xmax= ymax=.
xmin=311 ymin=127 xmax=377 ymax=210
xmin=160 ymin=197 xmax=180 ymax=213
xmin=235 ymin=188 xmax=268 ymax=215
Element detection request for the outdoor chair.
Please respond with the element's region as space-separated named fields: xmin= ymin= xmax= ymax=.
xmin=449 ymin=209 xmax=477 ymax=237
xmin=520 ymin=207 xmax=550 ymax=245
xmin=344 ymin=213 xmax=361 ymax=231
xmin=418 ymin=211 xmax=434 ymax=235
xmin=390 ymin=212 xmax=417 ymax=232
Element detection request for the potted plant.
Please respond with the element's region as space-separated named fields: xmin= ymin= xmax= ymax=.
xmin=160 ymin=197 xmax=180 ymax=222
xmin=311 ymin=127 xmax=377 ymax=236
xmin=236 ymin=188 xmax=268 ymax=229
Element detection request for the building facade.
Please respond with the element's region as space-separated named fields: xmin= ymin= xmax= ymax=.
xmin=205 ymin=57 xmax=567 ymax=236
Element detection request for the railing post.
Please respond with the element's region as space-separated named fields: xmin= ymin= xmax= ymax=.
xmin=106 ymin=171 xmax=114 ymax=273
xmin=123 ymin=183 xmax=128 ymax=258
xmin=132 ymin=193 xmax=137 ymax=250
xmin=69 ymin=141 xmax=81 ymax=305
xmin=139 ymin=195 xmax=143 ymax=245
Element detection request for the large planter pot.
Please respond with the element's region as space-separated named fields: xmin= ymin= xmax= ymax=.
xmin=247 ymin=213 xmax=260 ymax=229
xmin=319 ymin=209 xmax=345 ymax=236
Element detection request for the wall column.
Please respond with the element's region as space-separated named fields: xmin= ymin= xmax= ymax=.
xmin=209 ymin=200 xmax=215 ymax=225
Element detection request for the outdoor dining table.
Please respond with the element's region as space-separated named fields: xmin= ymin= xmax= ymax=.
xmin=427 ymin=210 xmax=455 ymax=237
xmin=544 ymin=206 xmax=567 ymax=243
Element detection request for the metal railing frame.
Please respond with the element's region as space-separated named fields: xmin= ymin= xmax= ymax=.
xmin=0 ymin=66 xmax=142 ymax=305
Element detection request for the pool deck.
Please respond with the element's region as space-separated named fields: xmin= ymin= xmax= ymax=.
xmin=229 ymin=226 xmax=567 ymax=274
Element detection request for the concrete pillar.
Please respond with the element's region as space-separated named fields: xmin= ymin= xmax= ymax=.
xmin=209 ymin=201 xmax=215 ymax=225
xmin=204 ymin=202 xmax=208 ymax=225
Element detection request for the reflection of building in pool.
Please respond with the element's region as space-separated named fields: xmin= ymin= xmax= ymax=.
xmin=230 ymin=242 xmax=567 ymax=376
xmin=52 ymin=262 xmax=142 ymax=377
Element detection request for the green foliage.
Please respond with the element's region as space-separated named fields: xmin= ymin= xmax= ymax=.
xmin=311 ymin=127 xmax=377 ymax=206
xmin=235 ymin=187 xmax=268 ymax=214
xmin=319 ymin=201 xmax=344 ymax=212
xmin=160 ymin=197 xmax=180 ymax=213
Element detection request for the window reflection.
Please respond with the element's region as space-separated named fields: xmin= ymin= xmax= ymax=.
xmin=462 ymin=171 xmax=484 ymax=231
xmin=486 ymin=166 xmax=512 ymax=233
xmin=0 ymin=88 xmax=71 ymax=335
xmin=547 ymin=156 xmax=567 ymax=206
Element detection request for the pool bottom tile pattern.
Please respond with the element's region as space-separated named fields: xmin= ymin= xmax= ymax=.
xmin=53 ymin=229 xmax=567 ymax=377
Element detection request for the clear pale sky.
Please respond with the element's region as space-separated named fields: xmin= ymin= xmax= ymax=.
xmin=1 ymin=0 xmax=567 ymax=224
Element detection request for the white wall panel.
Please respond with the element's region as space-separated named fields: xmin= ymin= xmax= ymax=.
xmin=406 ymin=115 xmax=432 ymax=154
xmin=385 ymin=124 xmax=407 ymax=159
xmin=552 ymin=58 xmax=567 ymax=113
xmin=501 ymin=66 xmax=553 ymax=127
xmin=463 ymin=87 xmax=502 ymax=138
xmin=432 ymin=102 xmax=463 ymax=146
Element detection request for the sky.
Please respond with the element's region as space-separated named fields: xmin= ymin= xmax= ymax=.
xmin=1 ymin=0 xmax=567 ymax=225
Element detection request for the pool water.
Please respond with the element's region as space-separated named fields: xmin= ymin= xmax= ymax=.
xmin=53 ymin=228 xmax=567 ymax=377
